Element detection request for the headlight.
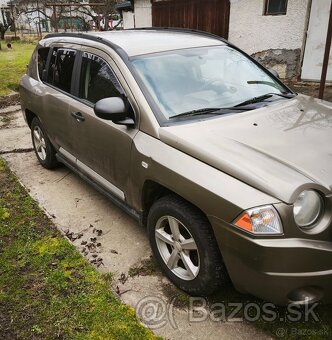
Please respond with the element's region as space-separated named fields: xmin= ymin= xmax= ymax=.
xmin=233 ymin=205 xmax=283 ymax=234
xmin=293 ymin=190 xmax=323 ymax=228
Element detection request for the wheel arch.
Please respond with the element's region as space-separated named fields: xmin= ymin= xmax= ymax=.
xmin=141 ymin=179 xmax=209 ymax=228
xmin=145 ymin=181 xmax=230 ymax=294
xmin=25 ymin=109 xmax=38 ymax=128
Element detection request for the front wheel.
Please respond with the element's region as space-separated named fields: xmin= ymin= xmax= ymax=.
xmin=31 ymin=117 xmax=58 ymax=169
xmin=147 ymin=195 xmax=228 ymax=295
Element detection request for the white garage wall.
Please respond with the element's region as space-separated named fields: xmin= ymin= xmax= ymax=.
xmin=134 ymin=0 xmax=152 ymax=28
xmin=228 ymin=0 xmax=310 ymax=54
xmin=301 ymin=0 xmax=332 ymax=81
xmin=123 ymin=11 xmax=135 ymax=29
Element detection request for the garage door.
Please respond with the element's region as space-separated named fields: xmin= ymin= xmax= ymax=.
xmin=152 ymin=0 xmax=230 ymax=38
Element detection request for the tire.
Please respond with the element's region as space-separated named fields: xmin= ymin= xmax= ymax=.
xmin=31 ymin=117 xmax=58 ymax=169
xmin=147 ymin=195 xmax=229 ymax=296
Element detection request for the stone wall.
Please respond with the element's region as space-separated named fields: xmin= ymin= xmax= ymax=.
xmin=251 ymin=49 xmax=302 ymax=80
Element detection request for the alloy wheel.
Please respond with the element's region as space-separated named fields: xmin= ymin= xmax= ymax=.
xmin=33 ymin=126 xmax=47 ymax=161
xmin=155 ymin=216 xmax=200 ymax=281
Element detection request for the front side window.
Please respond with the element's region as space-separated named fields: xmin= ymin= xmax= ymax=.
xmin=48 ymin=48 xmax=76 ymax=93
xmin=131 ymin=45 xmax=291 ymax=121
xmin=79 ymin=52 xmax=123 ymax=104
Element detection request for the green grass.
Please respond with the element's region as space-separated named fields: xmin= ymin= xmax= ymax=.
xmin=0 ymin=158 xmax=156 ymax=339
xmin=0 ymin=41 xmax=36 ymax=97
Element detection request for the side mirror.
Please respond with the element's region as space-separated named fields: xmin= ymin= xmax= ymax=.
xmin=94 ymin=97 xmax=135 ymax=127
xmin=268 ymin=68 xmax=280 ymax=79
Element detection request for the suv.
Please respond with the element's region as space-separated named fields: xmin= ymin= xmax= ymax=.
xmin=20 ymin=29 xmax=332 ymax=305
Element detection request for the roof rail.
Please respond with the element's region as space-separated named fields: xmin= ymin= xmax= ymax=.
xmin=126 ymin=26 xmax=228 ymax=43
xmin=44 ymin=27 xmax=228 ymax=45
xmin=43 ymin=28 xmax=231 ymax=68
xmin=43 ymin=32 xmax=130 ymax=62
xmin=43 ymin=28 xmax=229 ymax=57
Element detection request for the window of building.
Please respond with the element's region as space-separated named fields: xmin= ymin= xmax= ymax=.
xmin=48 ymin=48 xmax=77 ymax=93
xmin=264 ymin=0 xmax=288 ymax=15
xmin=78 ymin=52 xmax=123 ymax=104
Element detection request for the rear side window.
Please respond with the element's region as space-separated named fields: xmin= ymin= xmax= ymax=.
xmin=78 ymin=52 xmax=123 ymax=104
xmin=37 ymin=47 xmax=50 ymax=81
xmin=48 ymin=48 xmax=76 ymax=93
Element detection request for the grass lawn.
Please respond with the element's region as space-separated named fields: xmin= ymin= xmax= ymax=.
xmin=0 ymin=158 xmax=156 ymax=339
xmin=0 ymin=41 xmax=36 ymax=97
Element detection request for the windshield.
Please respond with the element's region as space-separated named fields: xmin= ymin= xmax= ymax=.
xmin=131 ymin=46 xmax=292 ymax=121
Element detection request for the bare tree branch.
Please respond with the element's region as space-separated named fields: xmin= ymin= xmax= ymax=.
xmin=0 ymin=8 xmax=14 ymax=39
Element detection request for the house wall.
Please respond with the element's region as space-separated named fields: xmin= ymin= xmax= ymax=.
xmin=229 ymin=0 xmax=310 ymax=79
xmin=134 ymin=0 xmax=152 ymax=28
xmin=123 ymin=11 xmax=135 ymax=29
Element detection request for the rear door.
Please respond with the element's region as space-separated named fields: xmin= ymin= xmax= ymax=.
xmin=67 ymin=47 xmax=138 ymax=200
xmin=41 ymin=45 xmax=80 ymax=162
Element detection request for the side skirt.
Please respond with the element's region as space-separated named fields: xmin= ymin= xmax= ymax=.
xmin=56 ymin=153 xmax=141 ymax=223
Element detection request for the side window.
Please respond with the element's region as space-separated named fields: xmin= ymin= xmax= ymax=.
xmin=48 ymin=48 xmax=76 ymax=93
xmin=79 ymin=52 xmax=123 ymax=104
xmin=37 ymin=47 xmax=50 ymax=80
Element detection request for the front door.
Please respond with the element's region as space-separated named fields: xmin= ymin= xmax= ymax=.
xmin=68 ymin=49 xmax=138 ymax=201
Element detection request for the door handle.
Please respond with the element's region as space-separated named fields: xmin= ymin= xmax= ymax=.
xmin=71 ymin=111 xmax=85 ymax=122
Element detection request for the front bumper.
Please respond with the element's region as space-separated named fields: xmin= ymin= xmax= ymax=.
xmin=210 ymin=217 xmax=332 ymax=305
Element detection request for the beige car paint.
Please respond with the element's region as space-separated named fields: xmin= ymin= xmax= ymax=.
xmin=19 ymin=30 xmax=332 ymax=305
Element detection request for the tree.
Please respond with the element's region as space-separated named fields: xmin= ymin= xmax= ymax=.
xmin=13 ymin=0 xmax=120 ymax=35
xmin=74 ymin=0 xmax=118 ymax=31
xmin=0 ymin=7 xmax=14 ymax=40
xmin=16 ymin=0 xmax=67 ymax=34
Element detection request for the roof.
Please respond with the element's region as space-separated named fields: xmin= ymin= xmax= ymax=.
xmin=45 ymin=29 xmax=226 ymax=57
xmin=115 ymin=1 xmax=133 ymax=12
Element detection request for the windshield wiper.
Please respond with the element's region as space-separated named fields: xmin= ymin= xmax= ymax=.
xmin=267 ymin=92 xmax=295 ymax=98
xmin=247 ymin=80 xmax=282 ymax=90
xmin=235 ymin=92 xmax=295 ymax=108
xmin=247 ymin=81 xmax=297 ymax=94
xmin=170 ymin=92 xmax=295 ymax=119
xmin=170 ymin=106 xmax=251 ymax=119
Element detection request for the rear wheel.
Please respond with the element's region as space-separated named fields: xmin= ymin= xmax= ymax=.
xmin=147 ymin=195 xmax=228 ymax=295
xmin=31 ymin=117 xmax=58 ymax=169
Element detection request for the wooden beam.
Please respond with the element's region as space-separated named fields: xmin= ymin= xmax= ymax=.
xmin=53 ymin=4 xmax=58 ymax=32
xmin=46 ymin=3 xmax=105 ymax=6
xmin=319 ymin=0 xmax=332 ymax=99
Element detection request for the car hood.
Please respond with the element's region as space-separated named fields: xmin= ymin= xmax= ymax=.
xmin=159 ymin=95 xmax=332 ymax=203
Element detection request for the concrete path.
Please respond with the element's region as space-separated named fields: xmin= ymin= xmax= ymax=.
xmin=0 ymin=107 xmax=272 ymax=339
